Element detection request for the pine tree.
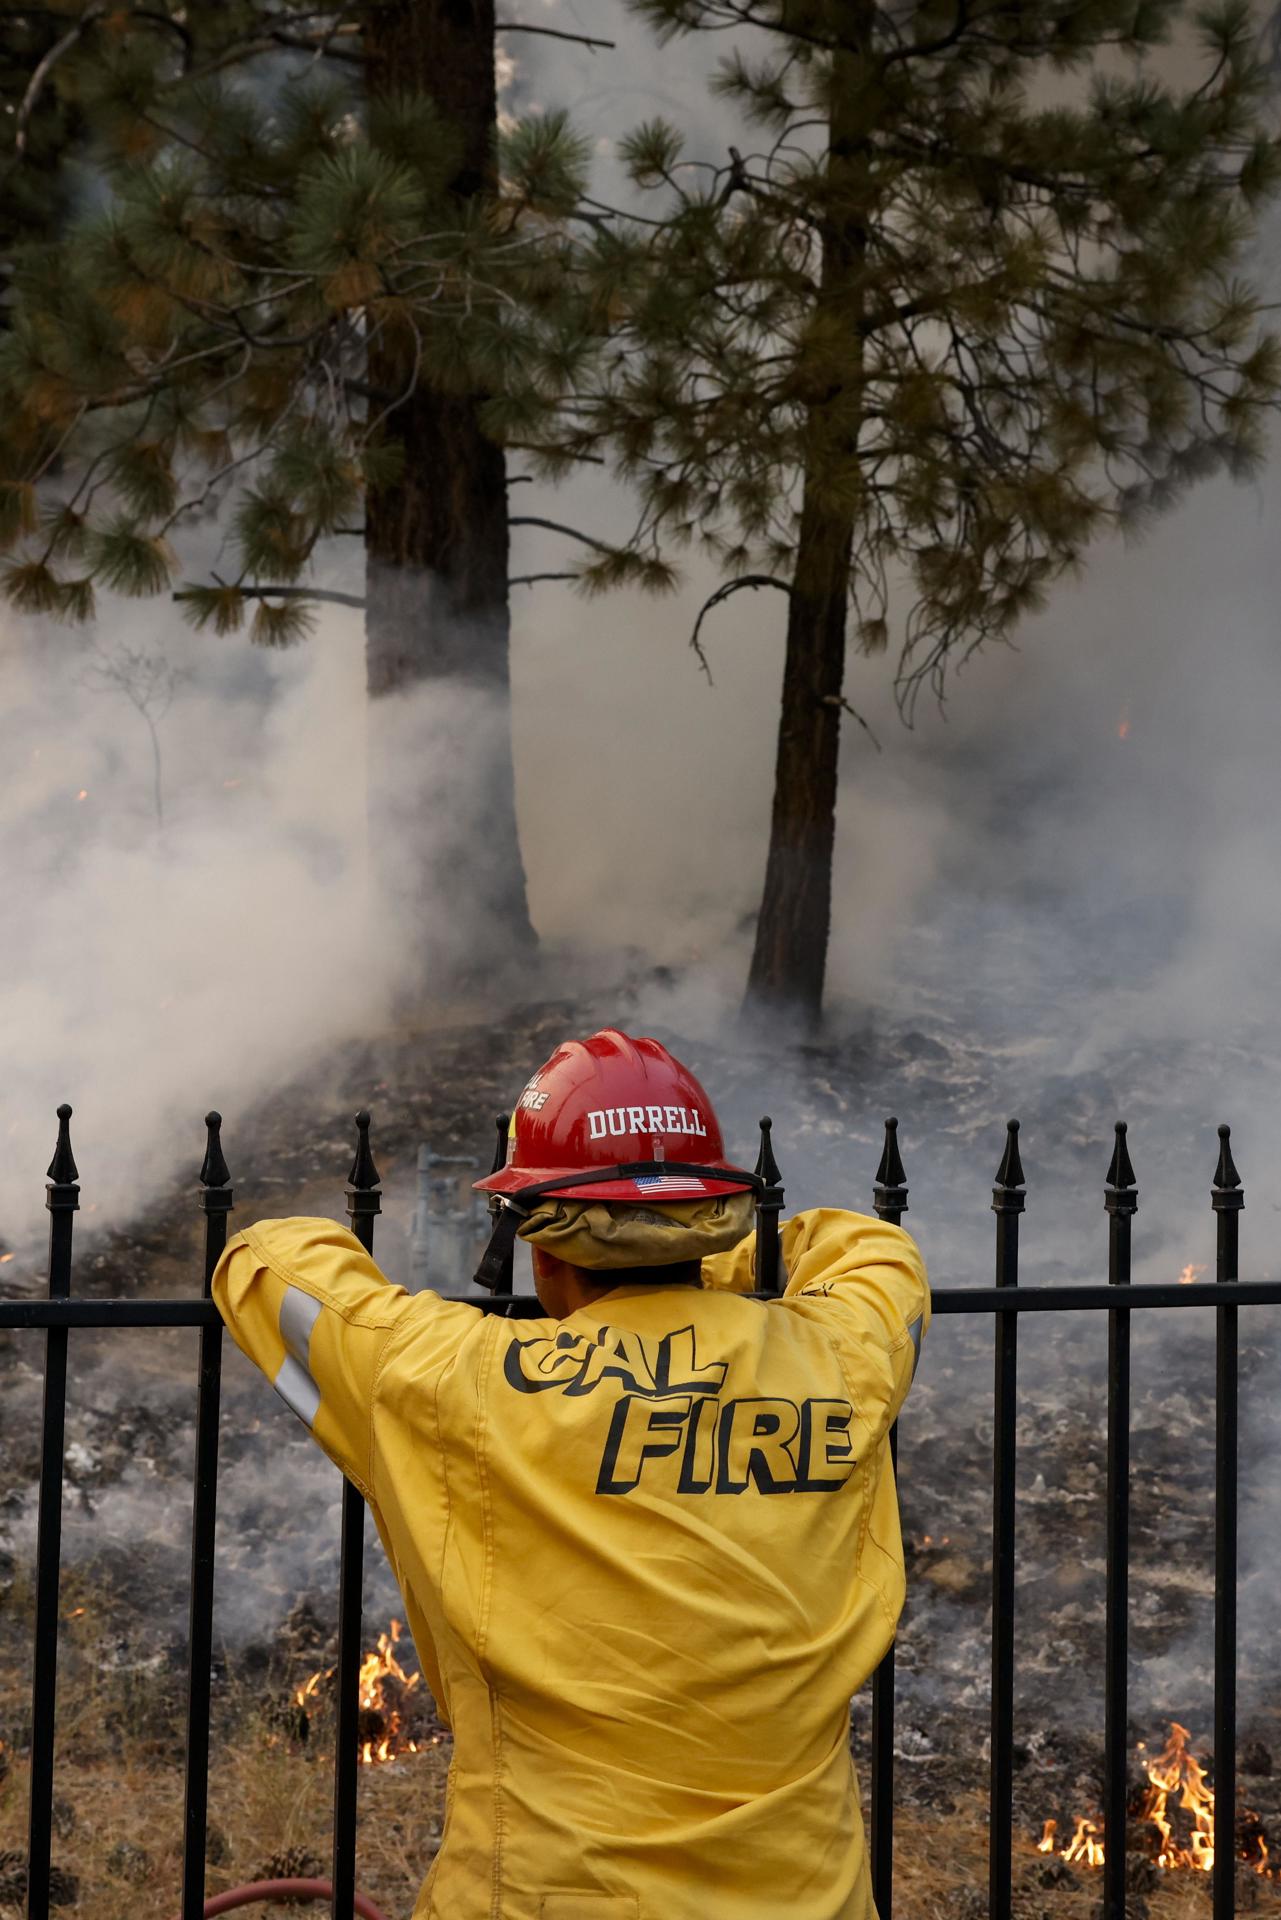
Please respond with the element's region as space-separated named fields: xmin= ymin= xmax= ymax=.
xmin=0 ymin=3 xmax=597 ymax=976
xmin=566 ymin=0 xmax=1281 ymax=1019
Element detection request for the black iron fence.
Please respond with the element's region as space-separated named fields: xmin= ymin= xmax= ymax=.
xmin=2 ymin=1103 xmax=1279 ymax=1920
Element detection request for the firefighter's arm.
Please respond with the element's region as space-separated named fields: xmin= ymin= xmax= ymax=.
xmin=212 ymin=1216 xmax=478 ymax=1497
xmin=703 ymin=1208 xmax=929 ymax=1423
xmin=776 ymin=1208 xmax=930 ymax=1438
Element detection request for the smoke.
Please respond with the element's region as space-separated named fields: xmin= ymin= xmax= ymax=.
xmin=0 ymin=545 xmax=534 ymax=1252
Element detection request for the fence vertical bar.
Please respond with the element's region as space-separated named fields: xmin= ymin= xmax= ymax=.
xmin=870 ymin=1118 xmax=909 ymax=1920
xmin=753 ymin=1118 xmax=784 ymax=1296
xmin=989 ymin=1120 xmax=1024 ymax=1920
xmin=489 ymin=1115 xmax=515 ymax=1308
xmin=27 ymin=1105 xmax=78 ymax=1920
xmin=332 ymin=1110 xmax=381 ymax=1920
xmin=181 ymin=1113 xmax=233 ymax=1920
xmin=1103 ymin=1121 xmax=1137 ymax=1920
xmin=1212 ymin=1124 xmax=1242 ymax=1920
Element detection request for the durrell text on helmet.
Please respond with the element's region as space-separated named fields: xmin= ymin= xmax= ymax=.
xmin=586 ymin=1105 xmax=710 ymax=1141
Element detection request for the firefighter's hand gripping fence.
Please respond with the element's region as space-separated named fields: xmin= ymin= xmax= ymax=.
xmin=3 ymin=1106 xmax=1279 ymax=1920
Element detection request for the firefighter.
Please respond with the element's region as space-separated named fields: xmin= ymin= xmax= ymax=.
xmin=212 ymin=1027 xmax=929 ymax=1920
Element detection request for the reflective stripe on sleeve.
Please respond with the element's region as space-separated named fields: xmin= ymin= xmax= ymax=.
xmin=274 ymin=1286 xmax=324 ymax=1429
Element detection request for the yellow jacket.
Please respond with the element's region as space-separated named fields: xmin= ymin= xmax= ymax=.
xmin=212 ymin=1209 xmax=929 ymax=1920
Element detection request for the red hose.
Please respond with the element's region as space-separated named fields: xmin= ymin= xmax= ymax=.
xmin=196 ymin=1878 xmax=391 ymax=1919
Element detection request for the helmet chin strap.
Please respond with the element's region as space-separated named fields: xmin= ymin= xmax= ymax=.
xmin=472 ymin=1161 xmax=763 ymax=1292
xmin=475 ymin=1196 xmax=533 ymax=1292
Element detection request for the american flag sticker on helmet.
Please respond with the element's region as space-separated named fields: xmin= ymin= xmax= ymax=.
xmin=634 ymin=1173 xmax=708 ymax=1195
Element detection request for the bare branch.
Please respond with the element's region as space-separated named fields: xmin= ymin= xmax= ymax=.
xmin=819 ymin=693 xmax=881 ymax=753
xmin=495 ymin=21 xmax=615 ymax=50
xmin=510 ymin=571 xmax=578 ymax=588
xmin=688 ymin=574 xmax=792 ymax=683
xmin=173 ymin=585 xmax=366 ymax=609
xmin=509 ymin=515 xmax=611 ymax=553
xmin=507 ymin=442 xmax=605 ymax=465
xmin=13 ymin=6 xmax=107 ymax=157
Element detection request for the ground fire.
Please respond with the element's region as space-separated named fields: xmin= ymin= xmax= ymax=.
xmin=1038 ymin=1722 xmax=1274 ymax=1877
xmin=294 ymin=1619 xmax=433 ymax=1766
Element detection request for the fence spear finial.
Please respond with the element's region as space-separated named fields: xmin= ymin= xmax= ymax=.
xmin=754 ymin=1115 xmax=782 ymax=1190
xmin=994 ymin=1118 xmax=1024 ymax=1192
xmin=348 ymin=1109 xmax=381 ymax=1192
xmin=46 ymin=1103 xmax=78 ymax=1186
xmin=874 ymin=1116 xmax=907 ymax=1191
xmin=1213 ymin=1122 xmax=1242 ymax=1193
xmin=873 ymin=1117 xmax=909 ymax=1219
xmin=1105 ymin=1120 xmax=1136 ymax=1192
xmin=199 ymin=1110 xmax=231 ymax=1189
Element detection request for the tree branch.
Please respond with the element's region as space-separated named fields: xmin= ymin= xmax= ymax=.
xmin=510 ymin=571 xmax=578 ymax=588
xmin=508 ymin=515 xmax=611 ymax=552
xmin=13 ymin=5 xmax=107 ymax=157
xmin=495 ymin=21 xmax=615 ymax=50
xmin=820 ymin=693 xmax=881 ymax=753
xmin=173 ymin=585 xmax=366 ymax=609
xmin=689 ymin=574 xmax=792 ymax=683
xmin=506 ymin=441 xmax=605 ymax=464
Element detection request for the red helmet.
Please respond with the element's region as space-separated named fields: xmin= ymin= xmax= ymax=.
xmin=475 ymin=1027 xmax=755 ymax=1204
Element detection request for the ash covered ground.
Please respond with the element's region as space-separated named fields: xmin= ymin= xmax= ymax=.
xmin=2 ymin=973 xmax=1281 ymax=1915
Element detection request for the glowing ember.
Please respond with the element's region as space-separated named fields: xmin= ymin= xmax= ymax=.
xmin=1117 ymin=715 xmax=1131 ymax=740
xmin=295 ymin=1618 xmax=426 ymax=1766
xmin=76 ymin=789 xmax=88 ymax=801
xmin=1178 ymin=1262 xmax=1208 ymax=1285
xmin=1039 ymin=1721 xmax=1274 ymax=1877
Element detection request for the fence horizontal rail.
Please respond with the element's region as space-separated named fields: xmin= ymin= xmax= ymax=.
xmin=929 ymin=1278 xmax=1281 ymax=1312
xmin=4 ymin=1276 xmax=1280 ymax=1332
xmin=0 ymin=1295 xmax=545 ymax=1329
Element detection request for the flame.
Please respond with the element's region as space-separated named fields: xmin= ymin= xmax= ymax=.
xmin=76 ymin=789 xmax=88 ymax=801
xmin=0 ymin=1253 xmax=13 ymax=1264
xmin=1062 ymin=1818 xmax=1105 ymax=1868
xmin=1117 ymin=714 xmax=1131 ymax=740
xmin=1178 ymin=1262 xmax=1208 ymax=1285
xmin=294 ymin=1618 xmax=426 ymax=1766
xmin=1144 ymin=1722 xmax=1215 ymax=1871
xmin=1039 ymin=1721 xmax=1274 ymax=1877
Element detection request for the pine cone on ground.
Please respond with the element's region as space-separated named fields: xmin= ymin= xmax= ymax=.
xmin=0 ymin=1851 xmax=25 ymax=1904
xmin=0 ymin=1855 xmax=77 ymax=1909
xmin=254 ymin=1846 xmax=325 ymax=1904
xmin=107 ymin=1840 xmax=152 ymax=1885
xmin=48 ymin=1865 xmax=78 ymax=1908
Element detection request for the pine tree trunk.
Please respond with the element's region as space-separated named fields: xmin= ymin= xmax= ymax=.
xmin=744 ymin=30 xmax=868 ymax=1023
xmin=361 ymin=0 xmax=536 ymax=978
xmin=744 ymin=498 xmax=853 ymax=1018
